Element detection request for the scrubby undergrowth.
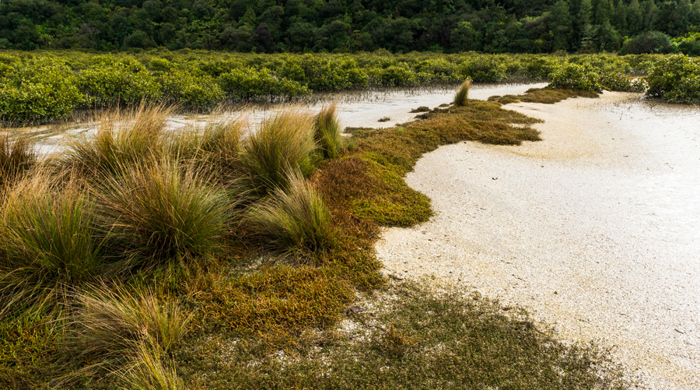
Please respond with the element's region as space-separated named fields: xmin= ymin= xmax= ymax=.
xmin=0 ymin=90 xmax=634 ymax=389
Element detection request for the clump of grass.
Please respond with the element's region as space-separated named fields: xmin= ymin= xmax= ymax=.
xmin=168 ymin=119 xmax=243 ymax=182
xmin=240 ymin=111 xmax=316 ymax=197
xmin=62 ymin=104 xmax=172 ymax=177
xmin=0 ymin=173 xmax=103 ymax=316
xmin=247 ymin=170 xmax=333 ymax=254
xmin=313 ymin=103 xmax=344 ymax=159
xmin=94 ymin=159 xmax=232 ymax=267
xmin=69 ymin=285 xmax=191 ymax=376
xmin=0 ymin=135 xmax=35 ymax=189
xmin=118 ymin=342 xmax=186 ymax=390
xmin=453 ymin=78 xmax=471 ymax=106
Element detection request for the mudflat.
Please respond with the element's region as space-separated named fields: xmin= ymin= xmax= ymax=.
xmin=377 ymin=92 xmax=700 ymax=389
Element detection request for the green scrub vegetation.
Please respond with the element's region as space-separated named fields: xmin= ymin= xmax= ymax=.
xmin=2 ymin=51 xmax=697 ymax=124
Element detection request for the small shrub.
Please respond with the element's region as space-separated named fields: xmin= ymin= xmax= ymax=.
xmin=460 ymin=56 xmax=508 ymax=82
xmin=0 ymin=60 xmax=84 ymax=123
xmin=240 ymin=111 xmax=316 ymax=196
xmin=158 ymin=69 xmax=224 ymax=111
xmin=313 ymin=103 xmax=344 ymax=159
xmin=77 ymin=60 xmax=162 ymax=107
xmin=375 ymin=64 xmax=419 ymax=87
xmin=0 ymin=135 xmax=35 ymax=188
xmin=547 ymin=63 xmax=602 ymax=92
xmin=247 ymin=171 xmax=333 ymax=253
xmin=218 ymin=67 xmax=310 ymax=101
xmin=0 ymin=175 xmax=103 ymax=316
xmin=453 ymin=78 xmax=471 ymax=106
xmin=69 ymin=285 xmax=191 ymax=371
xmin=94 ymin=159 xmax=232 ymax=266
xmin=646 ymin=54 xmax=700 ymax=104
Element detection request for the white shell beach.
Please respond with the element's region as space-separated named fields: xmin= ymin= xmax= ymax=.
xmin=376 ymin=92 xmax=700 ymax=389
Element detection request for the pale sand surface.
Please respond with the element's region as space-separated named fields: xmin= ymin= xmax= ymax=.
xmin=376 ymin=92 xmax=700 ymax=389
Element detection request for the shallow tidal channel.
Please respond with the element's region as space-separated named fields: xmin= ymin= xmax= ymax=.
xmin=377 ymin=92 xmax=700 ymax=389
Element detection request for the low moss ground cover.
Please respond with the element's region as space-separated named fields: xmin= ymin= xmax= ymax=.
xmin=0 ymin=89 xmax=635 ymax=389
xmin=0 ymin=50 xmax=694 ymax=125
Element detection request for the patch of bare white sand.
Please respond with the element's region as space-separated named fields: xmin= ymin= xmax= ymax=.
xmin=376 ymin=92 xmax=700 ymax=389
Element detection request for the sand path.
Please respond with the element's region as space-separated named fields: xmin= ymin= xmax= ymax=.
xmin=376 ymin=92 xmax=700 ymax=389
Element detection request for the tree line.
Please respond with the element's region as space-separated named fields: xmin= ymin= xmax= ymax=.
xmin=1 ymin=0 xmax=700 ymax=54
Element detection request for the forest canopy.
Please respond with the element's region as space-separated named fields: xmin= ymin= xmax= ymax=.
xmin=1 ymin=0 xmax=700 ymax=54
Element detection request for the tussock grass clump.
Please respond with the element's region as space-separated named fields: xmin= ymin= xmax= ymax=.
xmin=0 ymin=135 xmax=35 ymax=189
xmin=63 ymin=104 xmax=171 ymax=177
xmin=69 ymin=285 xmax=191 ymax=376
xmin=0 ymin=174 xmax=102 ymax=316
xmin=240 ymin=111 xmax=316 ymax=196
xmin=313 ymin=103 xmax=344 ymax=159
xmin=248 ymin=171 xmax=333 ymax=254
xmin=169 ymin=119 xmax=243 ymax=185
xmin=94 ymin=159 xmax=232 ymax=267
xmin=453 ymin=78 xmax=471 ymax=106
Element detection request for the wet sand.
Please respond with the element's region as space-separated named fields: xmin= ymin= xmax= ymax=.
xmin=376 ymin=92 xmax=700 ymax=389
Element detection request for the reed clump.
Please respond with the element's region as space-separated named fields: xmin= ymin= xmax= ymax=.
xmin=248 ymin=170 xmax=333 ymax=254
xmin=313 ymin=103 xmax=344 ymax=159
xmin=453 ymin=78 xmax=472 ymax=106
xmin=240 ymin=111 xmax=316 ymax=197
xmin=0 ymin=173 xmax=103 ymax=316
xmin=93 ymin=159 xmax=232 ymax=267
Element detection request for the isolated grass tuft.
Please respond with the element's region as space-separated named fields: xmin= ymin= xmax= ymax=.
xmin=0 ymin=173 xmax=103 ymax=316
xmin=94 ymin=159 xmax=232 ymax=267
xmin=63 ymin=104 xmax=172 ymax=177
xmin=313 ymin=103 xmax=344 ymax=159
xmin=240 ymin=111 xmax=316 ymax=196
xmin=69 ymin=285 xmax=191 ymax=373
xmin=0 ymin=135 xmax=35 ymax=189
xmin=453 ymin=78 xmax=471 ymax=106
xmin=248 ymin=170 xmax=333 ymax=254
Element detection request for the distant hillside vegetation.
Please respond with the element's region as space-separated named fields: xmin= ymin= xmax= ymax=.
xmin=1 ymin=0 xmax=700 ymax=53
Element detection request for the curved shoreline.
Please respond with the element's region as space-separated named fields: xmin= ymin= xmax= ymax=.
xmin=376 ymin=92 xmax=700 ymax=389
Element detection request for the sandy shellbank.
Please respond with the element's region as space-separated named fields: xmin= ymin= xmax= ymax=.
xmin=377 ymin=92 xmax=700 ymax=389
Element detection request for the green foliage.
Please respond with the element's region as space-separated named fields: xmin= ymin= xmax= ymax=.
xmin=646 ymin=54 xmax=700 ymax=104
xmin=158 ymin=69 xmax=224 ymax=111
xmin=547 ymin=63 xmax=603 ymax=92
xmin=218 ymin=67 xmax=310 ymax=101
xmin=460 ymin=56 xmax=508 ymax=83
xmin=621 ymin=31 xmax=675 ymax=54
xmin=374 ymin=64 xmax=419 ymax=87
xmin=0 ymin=60 xmax=83 ymax=123
xmin=78 ymin=60 xmax=162 ymax=107
xmin=248 ymin=170 xmax=334 ymax=254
